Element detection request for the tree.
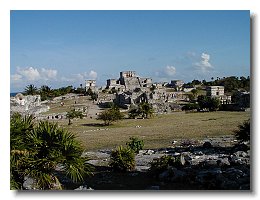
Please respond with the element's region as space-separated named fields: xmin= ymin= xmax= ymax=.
xmin=24 ymin=84 xmax=38 ymax=95
xmin=10 ymin=114 xmax=93 ymax=190
xmin=40 ymin=85 xmax=52 ymax=100
xmin=191 ymin=89 xmax=198 ymax=98
xmin=197 ymin=95 xmax=220 ymax=111
xmin=86 ymin=88 xmax=93 ymax=96
xmin=208 ymin=97 xmax=221 ymax=111
xmin=150 ymin=84 xmax=156 ymax=92
xmin=138 ymin=102 xmax=154 ymax=118
xmin=97 ymin=107 xmax=124 ymax=126
xmin=90 ymin=92 xmax=98 ymax=103
xmin=234 ymin=119 xmax=250 ymax=143
xmin=66 ymin=110 xmax=83 ymax=125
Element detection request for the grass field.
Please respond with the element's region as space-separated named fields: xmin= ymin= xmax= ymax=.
xmin=52 ymin=111 xmax=250 ymax=151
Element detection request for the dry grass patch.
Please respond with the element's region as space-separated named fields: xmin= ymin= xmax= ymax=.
xmin=52 ymin=111 xmax=250 ymax=151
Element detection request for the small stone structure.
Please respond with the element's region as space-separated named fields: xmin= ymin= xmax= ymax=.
xmin=206 ymin=86 xmax=232 ymax=104
xmin=85 ymin=80 xmax=97 ymax=92
xmin=10 ymin=93 xmax=49 ymax=116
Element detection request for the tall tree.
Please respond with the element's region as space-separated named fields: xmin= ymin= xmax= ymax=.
xmin=24 ymin=84 xmax=38 ymax=95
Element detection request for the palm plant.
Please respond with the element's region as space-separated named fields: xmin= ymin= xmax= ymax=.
xmin=10 ymin=114 xmax=93 ymax=190
xmin=10 ymin=113 xmax=34 ymax=189
xmin=24 ymin=84 xmax=38 ymax=95
xmin=109 ymin=146 xmax=135 ymax=172
xmin=40 ymin=85 xmax=52 ymax=100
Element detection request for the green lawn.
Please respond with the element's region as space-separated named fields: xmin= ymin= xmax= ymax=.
xmin=53 ymin=111 xmax=250 ymax=151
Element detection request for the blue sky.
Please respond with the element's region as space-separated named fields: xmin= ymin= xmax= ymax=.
xmin=10 ymin=10 xmax=250 ymax=92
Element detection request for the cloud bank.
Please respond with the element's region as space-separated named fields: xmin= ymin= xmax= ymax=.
xmin=155 ymin=65 xmax=177 ymax=82
xmin=11 ymin=66 xmax=98 ymax=91
xmin=194 ymin=53 xmax=213 ymax=73
xmin=11 ymin=66 xmax=58 ymax=82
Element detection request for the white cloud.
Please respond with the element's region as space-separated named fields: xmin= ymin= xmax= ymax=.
xmin=73 ymin=70 xmax=98 ymax=82
xmin=154 ymin=65 xmax=177 ymax=82
xmin=156 ymin=65 xmax=176 ymax=78
xmin=40 ymin=68 xmax=57 ymax=80
xmin=164 ymin=66 xmax=176 ymax=76
xmin=12 ymin=66 xmax=58 ymax=82
xmin=88 ymin=70 xmax=97 ymax=80
xmin=11 ymin=74 xmax=22 ymax=82
xmin=16 ymin=66 xmax=40 ymax=81
xmin=194 ymin=53 xmax=213 ymax=73
xmin=11 ymin=67 xmax=98 ymax=91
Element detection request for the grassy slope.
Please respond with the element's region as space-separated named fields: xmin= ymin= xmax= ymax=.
xmin=54 ymin=111 xmax=250 ymax=151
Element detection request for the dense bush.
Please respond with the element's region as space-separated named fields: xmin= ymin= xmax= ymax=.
xmin=182 ymin=103 xmax=199 ymax=111
xmin=197 ymin=95 xmax=221 ymax=111
xmin=126 ymin=137 xmax=144 ymax=154
xmin=234 ymin=119 xmax=250 ymax=143
xmin=97 ymin=107 xmax=124 ymax=125
xmin=150 ymin=155 xmax=182 ymax=174
xmin=109 ymin=146 xmax=135 ymax=172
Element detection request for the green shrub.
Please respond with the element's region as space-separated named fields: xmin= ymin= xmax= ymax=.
xmin=150 ymin=155 xmax=181 ymax=174
xmin=97 ymin=107 xmax=124 ymax=126
xmin=109 ymin=146 xmax=135 ymax=172
xmin=126 ymin=137 xmax=144 ymax=154
xmin=182 ymin=103 xmax=199 ymax=111
xmin=234 ymin=119 xmax=250 ymax=143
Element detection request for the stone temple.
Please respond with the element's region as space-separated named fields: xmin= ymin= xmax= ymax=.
xmin=106 ymin=71 xmax=183 ymax=113
xmin=106 ymin=71 xmax=153 ymax=92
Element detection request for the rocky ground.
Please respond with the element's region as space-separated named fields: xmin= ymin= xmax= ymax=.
xmin=70 ymin=136 xmax=250 ymax=190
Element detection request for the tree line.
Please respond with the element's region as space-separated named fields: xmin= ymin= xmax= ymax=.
xmin=184 ymin=76 xmax=250 ymax=93
xmin=23 ymin=84 xmax=87 ymax=101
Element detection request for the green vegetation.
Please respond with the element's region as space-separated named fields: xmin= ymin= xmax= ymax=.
xmin=23 ymin=84 xmax=76 ymax=99
xmin=182 ymin=103 xmax=199 ymax=111
xmin=128 ymin=102 xmax=154 ymax=119
xmin=97 ymin=107 xmax=124 ymax=126
xmin=90 ymin=92 xmax=98 ymax=102
xmin=24 ymin=84 xmax=38 ymax=95
xmin=126 ymin=137 xmax=144 ymax=154
xmin=66 ymin=110 xmax=83 ymax=125
xmin=109 ymin=146 xmax=135 ymax=172
xmin=10 ymin=113 xmax=93 ymax=190
xmin=150 ymin=155 xmax=181 ymax=174
xmin=197 ymin=95 xmax=221 ymax=111
xmin=185 ymin=76 xmax=250 ymax=93
xmin=234 ymin=119 xmax=250 ymax=143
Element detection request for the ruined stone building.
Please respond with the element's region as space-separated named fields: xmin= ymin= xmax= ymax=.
xmin=170 ymin=80 xmax=184 ymax=91
xmin=10 ymin=93 xmax=50 ymax=116
xmin=108 ymin=71 xmax=184 ymax=113
xmin=85 ymin=80 xmax=97 ymax=92
xmin=106 ymin=71 xmax=152 ymax=92
xmin=206 ymin=86 xmax=231 ymax=104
